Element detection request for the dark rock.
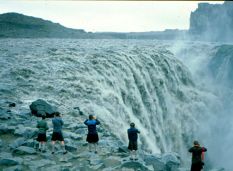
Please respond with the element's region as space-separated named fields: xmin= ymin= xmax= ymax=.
xmin=0 ymin=124 xmax=15 ymax=134
xmin=65 ymin=144 xmax=77 ymax=152
xmin=0 ymin=114 xmax=11 ymax=120
xmin=73 ymin=107 xmax=80 ymax=110
xmin=120 ymin=160 xmax=151 ymax=171
xmin=29 ymin=99 xmax=57 ymax=117
xmin=118 ymin=146 xmax=128 ymax=153
xmin=0 ymin=108 xmax=11 ymax=120
xmin=22 ymin=139 xmax=38 ymax=149
xmin=13 ymin=146 xmax=37 ymax=155
xmin=2 ymin=165 xmax=23 ymax=171
xmin=0 ymin=157 xmax=22 ymax=166
xmin=9 ymin=103 xmax=16 ymax=107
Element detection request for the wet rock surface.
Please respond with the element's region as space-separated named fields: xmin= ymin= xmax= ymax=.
xmin=0 ymin=100 xmax=213 ymax=171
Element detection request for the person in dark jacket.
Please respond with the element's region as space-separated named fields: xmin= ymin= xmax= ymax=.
xmin=36 ymin=115 xmax=49 ymax=152
xmin=127 ymin=122 xmax=140 ymax=160
xmin=189 ymin=140 xmax=207 ymax=171
xmin=51 ymin=112 xmax=67 ymax=154
xmin=84 ymin=114 xmax=100 ymax=153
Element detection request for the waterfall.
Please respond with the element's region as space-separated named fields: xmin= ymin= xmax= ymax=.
xmin=0 ymin=39 xmax=213 ymax=163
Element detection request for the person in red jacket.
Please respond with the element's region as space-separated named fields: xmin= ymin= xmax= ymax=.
xmin=189 ymin=140 xmax=207 ymax=171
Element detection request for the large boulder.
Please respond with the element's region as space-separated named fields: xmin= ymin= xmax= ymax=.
xmin=162 ymin=153 xmax=180 ymax=171
xmin=29 ymin=99 xmax=57 ymax=117
xmin=144 ymin=154 xmax=165 ymax=171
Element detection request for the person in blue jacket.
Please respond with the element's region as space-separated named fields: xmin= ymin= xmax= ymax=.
xmin=127 ymin=122 xmax=140 ymax=160
xmin=84 ymin=114 xmax=100 ymax=153
xmin=51 ymin=112 xmax=67 ymax=154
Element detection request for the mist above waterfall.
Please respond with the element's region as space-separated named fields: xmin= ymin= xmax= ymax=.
xmin=171 ymin=41 xmax=233 ymax=170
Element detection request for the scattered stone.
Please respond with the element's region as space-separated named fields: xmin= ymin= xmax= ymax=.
xmin=144 ymin=154 xmax=165 ymax=171
xmin=118 ymin=146 xmax=128 ymax=153
xmin=162 ymin=153 xmax=180 ymax=171
xmin=0 ymin=157 xmax=23 ymax=166
xmin=73 ymin=107 xmax=80 ymax=110
xmin=63 ymin=132 xmax=82 ymax=140
xmin=0 ymin=124 xmax=15 ymax=134
xmin=29 ymin=99 xmax=57 ymax=117
xmin=13 ymin=146 xmax=37 ymax=155
xmin=120 ymin=161 xmax=151 ymax=171
xmin=0 ymin=108 xmax=11 ymax=120
xmin=65 ymin=144 xmax=78 ymax=152
xmin=0 ymin=138 xmax=2 ymax=147
xmin=9 ymin=103 xmax=16 ymax=107
xmin=90 ymin=163 xmax=104 ymax=170
xmin=209 ymin=169 xmax=225 ymax=171
xmin=74 ymin=128 xmax=86 ymax=135
xmin=103 ymin=156 xmax=121 ymax=168
xmin=2 ymin=165 xmax=23 ymax=171
xmin=0 ymin=152 xmax=12 ymax=158
xmin=89 ymin=158 xmax=103 ymax=166
xmin=14 ymin=126 xmax=38 ymax=139
xmin=25 ymin=159 xmax=56 ymax=170
xmin=22 ymin=139 xmax=36 ymax=148
xmin=9 ymin=138 xmax=26 ymax=149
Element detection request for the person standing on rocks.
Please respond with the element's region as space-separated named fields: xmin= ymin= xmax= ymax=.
xmin=36 ymin=115 xmax=49 ymax=152
xmin=51 ymin=112 xmax=67 ymax=154
xmin=84 ymin=114 xmax=100 ymax=153
xmin=127 ymin=122 xmax=140 ymax=160
xmin=189 ymin=140 xmax=207 ymax=171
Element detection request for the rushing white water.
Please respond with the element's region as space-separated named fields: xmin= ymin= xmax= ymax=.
xmin=171 ymin=41 xmax=233 ymax=170
xmin=0 ymin=39 xmax=219 ymax=167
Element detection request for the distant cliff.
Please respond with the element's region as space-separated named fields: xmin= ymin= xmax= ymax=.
xmin=0 ymin=12 xmax=187 ymax=39
xmin=0 ymin=12 xmax=87 ymax=38
xmin=189 ymin=2 xmax=233 ymax=42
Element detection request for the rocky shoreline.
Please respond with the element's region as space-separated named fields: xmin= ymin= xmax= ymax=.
xmin=0 ymin=99 xmax=224 ymax=171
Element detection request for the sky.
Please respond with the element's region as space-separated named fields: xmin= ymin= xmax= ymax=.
xmin=0 ymin=1 xmax=224 ymax=32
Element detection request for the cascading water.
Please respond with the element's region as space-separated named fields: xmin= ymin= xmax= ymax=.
xmin=171 ymin=42 xmax=233 ymax=170
xmin=0 ymin=39 xmax=216 ymax=167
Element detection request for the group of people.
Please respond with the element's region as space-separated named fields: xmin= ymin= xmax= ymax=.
xmin=36 ymin=113 xmax=207 ymax=171
xmin=36 ymin=112 xmax=101 ymax=154
xmin=36 ymin=112 xmax=67 ymax=154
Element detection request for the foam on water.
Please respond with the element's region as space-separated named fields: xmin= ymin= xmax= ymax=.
xmin=0 ymin=39 xmax=217 ymax=165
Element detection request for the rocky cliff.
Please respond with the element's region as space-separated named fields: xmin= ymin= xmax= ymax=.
xmin=189 ymin=1 xmax=233 ymax=42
